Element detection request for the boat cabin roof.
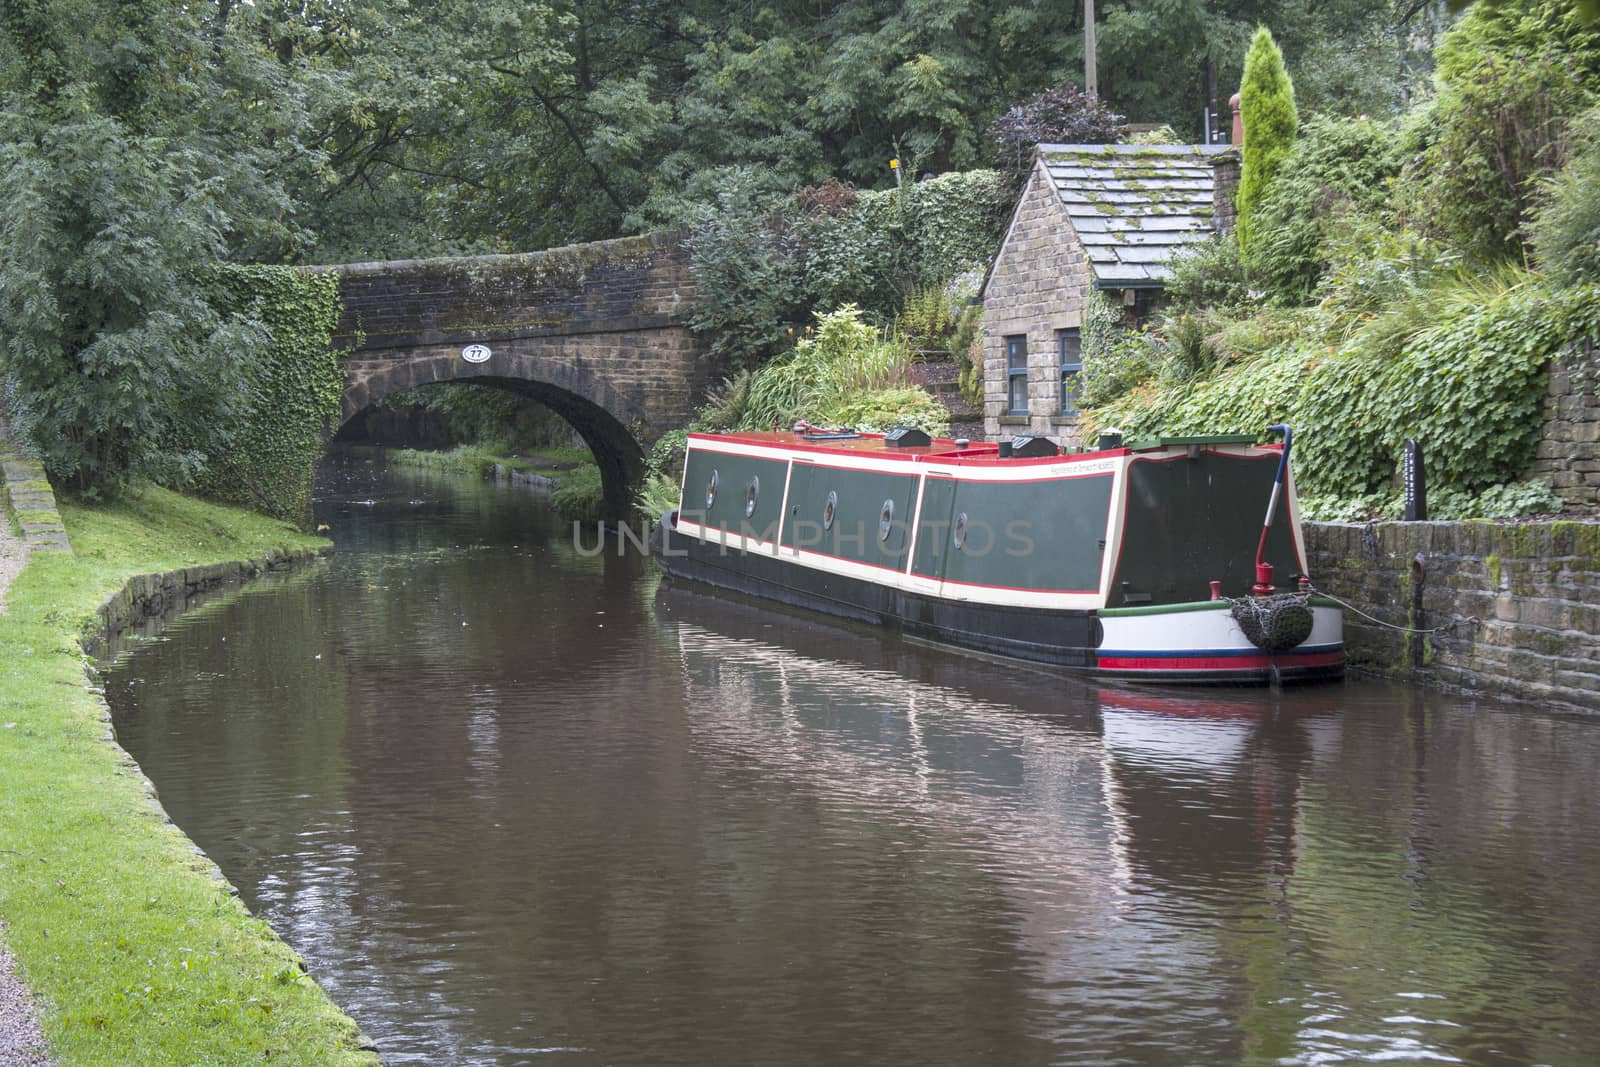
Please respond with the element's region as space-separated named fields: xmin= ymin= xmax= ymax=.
xmin=688 ymin=430 xmax=1267 ymax=467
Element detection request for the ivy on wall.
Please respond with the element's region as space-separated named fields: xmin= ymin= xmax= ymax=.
xmin=200 ymin=266 xmax=343 ymax=525
xmin=1082 ymin=279 xmax=1600 ymax=517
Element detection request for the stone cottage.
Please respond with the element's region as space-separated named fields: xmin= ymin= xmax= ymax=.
xmin=979 ymin=143 xmax=1239 ymax=445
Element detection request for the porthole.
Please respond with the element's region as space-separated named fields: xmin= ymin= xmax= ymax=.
xmin=879 ymin=499 xmax=895 ymax=542
xmin=744 ymin=476 xmax=760 ymax=517
xmin=953 ymin=512 xmax=968 ymax=549
xmin=822 ymin=491 xmax=837 ymax=531
xmin=705 ymin=469 xmax=719 ymax=509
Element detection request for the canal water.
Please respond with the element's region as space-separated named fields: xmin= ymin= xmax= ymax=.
xmin=104 ymin=456 xmax=1600 ymax=1066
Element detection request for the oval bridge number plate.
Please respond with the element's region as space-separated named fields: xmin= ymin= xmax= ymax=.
xmin=461 ymin=344 xmax=492 ymax=364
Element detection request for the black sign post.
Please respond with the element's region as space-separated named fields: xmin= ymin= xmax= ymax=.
xmin=1403 ymin=439 xmax=1427 ymax=521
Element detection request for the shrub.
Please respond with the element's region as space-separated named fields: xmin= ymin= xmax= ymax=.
xmin=695 ymin=371 xmax=755 ymax=433
xmin=1315 ymin=216 xmax=1458 ymax=327
xmin=950 ymin=304 xmax=985 ymax=411
xmin=1247 ymin=115 xmax=1403 ymax=303
xmin=1079 ymin=291 xmax=1153 ymax=406
xmin=1531 ymin=103 xmax=1600 ymax=283
xmin=987 ymin=82 xmax=1124 ymax=185
xmin=646 ymin=429 xmax=688 ymax=482
xmin=1399 ymin=51 xmax=1588 ymax=264
xmin=550 ymin=464 xmax=604 ymax=522
xmin=897 ymin=285 xmax=960 ymax=350
xmin=634 ymin=473 xmax=683 ymax=523
xmin=686 ymin=170 xmax=806 ymax=370
xmin=1122 ymin=125 xmax=1181 ymax=146
xmin=1082 ymin=273 xmax=1600 ymax=512
xmin=823 ymin=388 xmax=950 ymax=437
xmin=1236 ymin=27 xmax=1299 ymax=257
xmin=1165 ymin=233 xmax=1252 ymax=312
xmin=799 ymin=171 xmax=1006 ymax=321
xmin=1398 ymin=0 xmax=1599 ymax=264
xmin=737 ymin=305 xmax=946 ymax=434
xmin=199 ymin=266 xmax=343 ymax=523
xmin=1458 ymin=481 xmax=1565 ymax=518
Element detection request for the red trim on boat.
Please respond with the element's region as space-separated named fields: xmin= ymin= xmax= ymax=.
xmin=1097 ymin=650 xmax=1345 ymax=672
xmin=687 ymin=430 xmax=1133 ymax=468
xmin=918 ymin=470 xmax=1117 ymax=485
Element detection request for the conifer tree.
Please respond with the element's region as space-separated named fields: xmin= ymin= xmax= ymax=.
xmin=1235 ymin=26 xmax=1298 ymax=256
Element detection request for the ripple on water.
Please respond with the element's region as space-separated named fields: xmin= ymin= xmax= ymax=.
xmin=101 ymin=458 xmax=1600 ymax=1066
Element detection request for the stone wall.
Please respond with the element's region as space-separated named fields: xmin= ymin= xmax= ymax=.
xmin=0 ymin=393 xmax=69 ymax=554
xmin=329 ymin=232 xmax=694 ymax=352
xmin=1211 ymin=153 xmax=1240 ymax=235
xmin=1530 ymin=340 xmax=1600 ymax=511
xmin=319 ymin=230 xmax=713 ymax=518
xmin=85 ymin=547 xmax=334 ymax=658
xmin=1306 ymin=520 xmax=1600 ymax=712
xmin=981 ymin=158 xmax=1092 ymax=445
xmin=324 ymin=230 xmax=712 ymax=445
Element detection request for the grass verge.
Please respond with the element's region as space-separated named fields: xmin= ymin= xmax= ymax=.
xmin=0 ymin=487 xmax=377 ymax=1066
xmin=383 ymin=444 xmax=607 ymax=521
xmin=385 ymin=443 xmax=593 ymax=476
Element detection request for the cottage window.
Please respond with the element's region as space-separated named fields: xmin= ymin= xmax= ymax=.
xmin=1005 ymin=335 xmax=1028 ymax=414
xmin=1058 ymin=328 xmax=1083 ymax=415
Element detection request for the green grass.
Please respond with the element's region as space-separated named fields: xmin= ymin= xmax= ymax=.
xmin=0 ymin=487 xmax=377 ymax=1066
xmin=385 ymin=443 xmax=594 ymax=476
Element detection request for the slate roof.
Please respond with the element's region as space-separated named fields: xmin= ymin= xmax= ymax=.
xmin=1038 ymin=143 xmax=1234 ymax=287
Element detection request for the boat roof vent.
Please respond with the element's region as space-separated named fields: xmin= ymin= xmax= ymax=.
xmin=884 ymin=427 xmax=931 ymax=448
xmin=1009 ymin=436 xmax=1059 ymax=458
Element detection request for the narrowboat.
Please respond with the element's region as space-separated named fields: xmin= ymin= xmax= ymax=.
xmin=653 ymin=424 xmax=1344 ymax=684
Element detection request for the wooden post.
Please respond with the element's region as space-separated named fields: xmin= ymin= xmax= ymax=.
xmin=1085 ymin=0 xmax=1097 ymax=99
xmin=1403 ymin=440 xmax=1427 ymax=521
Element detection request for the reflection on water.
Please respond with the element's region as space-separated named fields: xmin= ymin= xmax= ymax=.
xmin=103 ymin=455 xmax=1600 ymax=1066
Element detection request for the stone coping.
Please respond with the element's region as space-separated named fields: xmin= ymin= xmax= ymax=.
xmin=84 ymin=544 xmax=335 ymax=659
xmin=1 ymin=458 xmax=70 ymax=555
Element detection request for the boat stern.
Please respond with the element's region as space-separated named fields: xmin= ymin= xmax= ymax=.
xmin=1094 ymin=599 xmax=1344 ymax=684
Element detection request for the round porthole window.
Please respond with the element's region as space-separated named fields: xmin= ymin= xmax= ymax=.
xmin=953 ymin=512 xmax=968 ymax=549
xmin=745 ymin=476 xmax=760 ymax=517
xmin=879 ymin=499 xmax=895 ymax=542
xmin=823 ymin=491 xmax=837 ymax=531
xmin=705 ymin=469 xmax=719 ymax=509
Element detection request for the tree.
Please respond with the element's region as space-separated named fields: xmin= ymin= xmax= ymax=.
xmin=0 ymin=113 xmax=265 ymax=495
xmin=0 ymin=0 xmax=300 ymax=494
xmin=1235 ymin=26 xmax=1298 ymax=257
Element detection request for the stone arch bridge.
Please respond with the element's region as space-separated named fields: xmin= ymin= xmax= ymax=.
xmin=322 ymin=231 xmax=712 ymax=518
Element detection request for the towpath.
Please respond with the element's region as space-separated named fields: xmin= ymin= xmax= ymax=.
xmin=0 ymin=927 xmax=52 ymax=1067
xmin=0 ymin=482 xmax=24 ymax=612
xmin=0 ymin=393 xmax=28 ymax=609
xmin=1 ymin=411 xmax=54 ymax=1063
xmin=2 ymin=510 xmax=51 ymax=1062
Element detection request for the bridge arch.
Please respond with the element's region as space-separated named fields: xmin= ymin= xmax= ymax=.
xmin=320 ymin=233 xmax=712 ymax=521
xmin=336 ymin=349 xmax=648 ymax=520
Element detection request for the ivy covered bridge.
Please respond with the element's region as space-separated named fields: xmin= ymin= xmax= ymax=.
xmin=321 ymin=232 xmax=712 ymax=518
